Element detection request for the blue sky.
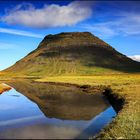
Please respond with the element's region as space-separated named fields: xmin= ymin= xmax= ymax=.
xmin=0 ymin=0 xmax=140 ymax=70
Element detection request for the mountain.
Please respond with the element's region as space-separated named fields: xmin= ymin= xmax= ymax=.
xmin=3 ymin=32 xmax=140 ymax=76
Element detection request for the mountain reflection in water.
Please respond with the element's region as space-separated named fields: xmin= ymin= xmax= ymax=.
xmin=0 ymin=80 xmax=116 ymax=139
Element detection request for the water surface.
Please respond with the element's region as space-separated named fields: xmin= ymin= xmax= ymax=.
xmin=0 ymin=80 xmax=116 ymax=139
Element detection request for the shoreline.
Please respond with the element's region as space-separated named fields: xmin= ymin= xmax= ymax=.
xmin=36 ymin=75 xmax=140 ymax=139
xmin=0 ymin=84 xmax=12 ymax=94
xmin=36 ymin=80 xmax=125 ymax=138
xmin=36 ymin=80 xmax=124 ymax=113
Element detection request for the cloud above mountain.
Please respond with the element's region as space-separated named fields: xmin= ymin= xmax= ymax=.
xmin=0 ymin=27 xmax=43 ymax=38
xmin=1 ymin=1 xmax=93 ymax=28
xmin=128 ymin=55 xmax=140 ymax=62
xmin=83 ymin=12 xmax=140 ymax=39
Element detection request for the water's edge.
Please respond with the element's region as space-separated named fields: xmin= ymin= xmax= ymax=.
xmin=0 ymin=80 xmax=122 ymax=139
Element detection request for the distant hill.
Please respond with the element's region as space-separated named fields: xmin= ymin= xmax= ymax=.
xmin=3 ymin=32 xmax=140 ymax=76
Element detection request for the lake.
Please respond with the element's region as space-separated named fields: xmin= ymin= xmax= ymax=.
xmin=0 ymin=80 xmax=116 ymax=139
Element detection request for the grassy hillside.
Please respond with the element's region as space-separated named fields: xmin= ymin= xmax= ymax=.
xmin=2 ymin=32 xmax=140 ymax=77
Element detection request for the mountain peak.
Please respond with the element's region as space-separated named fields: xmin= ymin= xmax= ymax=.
xmin=38 ymin=31 xmax=109 ymax=49
xmin=45 ymin=31 xmax=93 ymax=38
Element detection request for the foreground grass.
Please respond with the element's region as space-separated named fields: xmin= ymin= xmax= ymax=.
xmin=37 ymin=74 xmax=140 ymax=139
xmin=0 ymin=84 xmax=11 ymax=94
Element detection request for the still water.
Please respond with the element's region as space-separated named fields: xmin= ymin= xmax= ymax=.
xmin=0 ymin=80 xmax=116 ymax=139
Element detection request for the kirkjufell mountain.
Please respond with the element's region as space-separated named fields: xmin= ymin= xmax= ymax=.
xmin=3 ymin=32 xmax=140 ymax=76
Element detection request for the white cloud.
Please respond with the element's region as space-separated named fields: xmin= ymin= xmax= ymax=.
xmin=128 ymin=55 xmax=140 ymax=62
xmin=83 ymin=12 xmax=140 ymax=39
xmin=0 ymin=27 xmax=43 ymax=38
xmin=1 ymin=1 xmax=92 ymax=28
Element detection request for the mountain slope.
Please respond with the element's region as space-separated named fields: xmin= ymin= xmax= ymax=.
xmin=3 ymin=32 xmax=140 ymax=76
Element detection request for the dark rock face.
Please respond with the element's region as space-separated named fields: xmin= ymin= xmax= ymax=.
xmin=3 ymin=32 xmax=140 ymax=76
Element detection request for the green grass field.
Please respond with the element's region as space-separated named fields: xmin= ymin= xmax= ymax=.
xmin=36 ymin=74 xmax=140 ymax=139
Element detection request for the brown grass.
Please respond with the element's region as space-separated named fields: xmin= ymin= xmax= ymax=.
xmin=0 ymin=84 xmax=12 ymax=94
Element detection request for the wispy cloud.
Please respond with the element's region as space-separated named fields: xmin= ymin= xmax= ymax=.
xmin=1 ymin=1 xmax=93 ymax=28
xmin=0 ymin=42 xmax=20 ymax=50
xmin=83 ymin=22 xmax=118 ymax=39
xmin=0 ymin=104 xmax=15 ymax=110
xmin=0 ymin=115 xmax=43 ymax=126
xmin=0 ymin=27 xmax=43 ymax=38
xmin=128 ymin=55 xmax=140 ymax=62
xmin=83 ymin=12 xmax=140 ymax=39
